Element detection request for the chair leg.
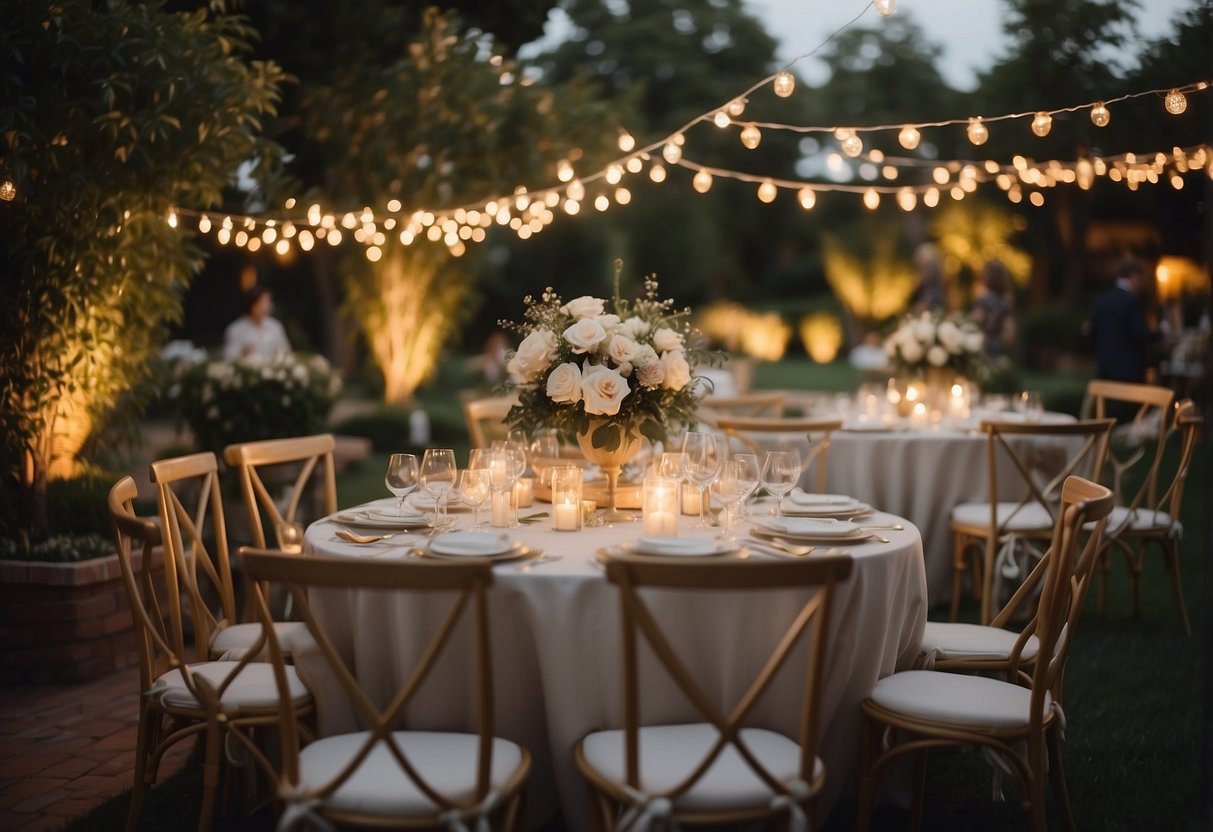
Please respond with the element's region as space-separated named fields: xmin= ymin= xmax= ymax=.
xmin=197 ymin=723 xmax=223 ymax=832
xmin=980 ymin=539 xmax=997 ymax=626
xmin=1047 ymin=723 xmax=1075 ymax=832
xmin=1096 ymin=542 xmax=1111 ymax=615
xmin=125 ymin=703 xmax=155 ymax=832
xmin=909 ymin=748 xmax=928 ymax=832
xmin=853 ymin=715 xmax=878 ymax=832
xmin=1027 ymin=735 xmax=1047 ymax=832
xmin=950 ymin=536 xmax=969 ymax=622
xmin=1162 ymin=537 xmax=1191 ymax=636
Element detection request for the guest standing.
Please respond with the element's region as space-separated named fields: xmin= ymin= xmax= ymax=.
xmin=971 ymin=261 xmax=1016 ymax=360
xmin=1088 ymin=257 xmax=1158 ymax=383
xmin=223 ymin=285 xmax=291 ymax=360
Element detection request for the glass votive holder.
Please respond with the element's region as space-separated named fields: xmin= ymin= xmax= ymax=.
xmin=490 ymin=489 xmax=512 ymax=528
xmin=681 ymin=481 xmax=703 ymax=516
xmin=551 ymin=466 xmax=583 ymax=532
xmin=513 ymin=476 xmax=534 ymax=508
xmin=642 ymin=475 xmax=679 ymax=537
xmin=581 ymin=500 xmax=598 ymax=526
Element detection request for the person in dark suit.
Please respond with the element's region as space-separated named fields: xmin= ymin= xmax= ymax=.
xmin=1089 ymin=257 xmax=1159 ymax=384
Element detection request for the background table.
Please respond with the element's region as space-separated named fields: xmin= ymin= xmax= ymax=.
xmin=298 ymin=500 xmax=927 ymax=830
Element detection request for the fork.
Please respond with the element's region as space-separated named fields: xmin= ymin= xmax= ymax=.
xmin=336 ymin=528 xmax=415 ymax=545
xmin=515 ymin=553 xmax=563 ymax=572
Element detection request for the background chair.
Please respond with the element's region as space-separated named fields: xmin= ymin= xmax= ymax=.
xmin=696 ymin=391 xmax=787 ymax=427
xmin=463 ymin=393 xmax=520 ymax=448
xmin=224 ymin=433 xmax=338 ymax=550
xmin=241 ymin=549 xmax=531 ymax=831
xmin=109 ymin=477 xmax=312 ymax=832
xmin=949 ymin=418 xmax=1113 ymax=624
xmin=856 ymin=477 xmax=1113 ymax=832
xmin=575 ymin=554 xmax=853 ymax=832
xmin=715 ymin=415 xmax=843 ymax=493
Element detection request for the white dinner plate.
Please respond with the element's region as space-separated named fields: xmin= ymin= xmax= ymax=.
xmin=334 ymin=511 xmax=433 ymax=531
xmin=841 ymin=421 xmax=904 ymax=433
xmin=750 ymin=525 xmax=874 ymax=545
xmin=428 ymin=532 xmax=516 ymax=557
xmin=785 ymin=490 xmax=861 ymax=509
xmin=407 ymin=493 xmax=472 ymax=513
xmin=363 ymin=507 xmax=430 ymax=522
xmin=757 ymin=517 xmax=861 ymax=538
xmin=628 ymin=537 xmax=736 ymax=557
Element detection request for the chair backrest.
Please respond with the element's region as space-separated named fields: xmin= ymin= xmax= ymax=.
xmin=108 ymin=476 xmax=179 ymax=693
xmin=1156 ymin=400 xmax=1202 ymax=521
xmin=241 ymin=550 xmax=501 ymax=819
xmin=463 ymin=394 xmax=519 ymax=448
xmin=1019 ymin=476 xmax=1113 ymax=724
xmin=714 ymin=416 xmax=843 ymax=492
xmin=602 ymin=554 xmax=853 ymax=800
xmin=224 ymin=434 xmax=338 ymax=549
xmin=981 ymin=418 xmax=1114 ymax=534
xmin=1084 ymin=380 xmax=1174 ymax=514
xmin=698 ymin=392 xmax=787 ymax=425
xmin=149 ymin=452 xmax=236 ymax=660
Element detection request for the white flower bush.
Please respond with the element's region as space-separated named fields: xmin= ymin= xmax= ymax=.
xmin=501 ymin=270 xmax=713 ymax=451
xmin=884 ymin=310 xmax=988 ymax=380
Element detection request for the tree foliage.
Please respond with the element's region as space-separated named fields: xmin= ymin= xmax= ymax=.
xmin=0 ymin=0 xmax=285 ymax=537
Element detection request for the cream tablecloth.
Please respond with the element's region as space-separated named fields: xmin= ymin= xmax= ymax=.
xmin=298 ymin=500 xmax=927 ymax=829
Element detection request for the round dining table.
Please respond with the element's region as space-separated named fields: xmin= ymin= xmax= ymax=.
xmin=297 ymin=498 xmax=927 ymax=830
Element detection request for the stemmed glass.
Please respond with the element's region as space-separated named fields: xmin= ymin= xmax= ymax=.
xmin=419 ymin=449 xmax=457 ymax=531
xmin=761 ymin=451 xmax=800 ymax=517
xmin=710 ymin=459 xmax=747 ymax=540
xmin=529 ymin=432 xmax=559 ymax=489
xmin=731 ymin=453 xmax=761 ymax=520
xmin=1018 ymin=390 xmax=1043 ymax=422
xmin=384 ymin=453 xmax=419 ymax=517
xmin=682 ymin=432 xmax=722 ymax=528
xmin=459 ymin=468 xmax=491 ymax=530
xmin=501 ymin=445 xmax=527 ymax=526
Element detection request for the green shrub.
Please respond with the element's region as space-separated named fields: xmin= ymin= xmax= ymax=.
xmin=0 ymin=533 xmax=113 ymax=564
xmin=1018 ymin=306 xmax=1088 ymax=370
xmin=332 ymin=407 xmax=413 ymax=453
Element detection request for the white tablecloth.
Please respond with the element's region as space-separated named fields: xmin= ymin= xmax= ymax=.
xmin=298 ymin=500 xmax=927 ymax=829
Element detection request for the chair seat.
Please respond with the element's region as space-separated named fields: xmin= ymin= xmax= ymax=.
xmin=294 ymin=732 xmax=525 ymax=817
xmin=951 ymin=501 xmax=1054 ymax=532
xmin=210 ymin=621 xmax=311 ymax=658
xmin=579 ymin=723 xmax=820 ymax=813
xmin=920 ymin=621 xmax=1039 ymax=664
xmin=1085 ymin=506 xmax=1174 ymax=534
xmin=150 ymin=661 xmax=310 ymax=711
xmin=869 ymin=670 xmax=1050 ymax=730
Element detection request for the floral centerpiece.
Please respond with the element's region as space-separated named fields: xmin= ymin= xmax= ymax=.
xmin=501 ymin=264 xmax=710 ymax=518
xmin=884 ymin=310 xmax=988 ymax=381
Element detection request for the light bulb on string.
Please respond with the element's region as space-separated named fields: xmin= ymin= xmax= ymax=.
xmin=626 ymin=156 xmax=643 ymax=173
xmin=247 ymin=237 xmax=262 ymax=253
xmin=275 ymin=239 xmax=290 ymax=257
xmin=897 ymin=188 xmax=917 ymax=211
xmin=662 ymin=140 xmax=682 ymax=164
xmin=863 ymin=189 xmax=880 ymax=210
xmin=649 ymin=163 xmax=667 ymax=183
xmin=299 ymin=230 xmax=315 ymax=250
xmin=966 ymin=117 xmax=989 ymax=146
xmin=713 ymin=110 xmax=731 ymax=128
xmin=605 ymin=165 xmax=623 ymax=185
xmin=615 ymin=187 xmax=632 ymax=205
xmin=835 ymin=128 xmax=863 ymax=158
xmin=797 ymin=187 xmax=816 ymax=210
xmin=0 ymin=179 xmax=16 ymax=201
xmin=556 ymin=160 xmax=574 ymax=182
xmin=897 ymin=126 xmax=921 ymax=150
xmin=1090 ymin=102 xmax=1110 ymax=127
xmin=594 ymin=194 xmax=610 ymax=211
xmin=618 ymin=130 xmax=635 ymax=152
xmin=198 ymin=215 xmax=211 ymax=233
xmin=692 ymin=169 xmax=713 ymax=193
xmin=726 ymin=98 xmax=746 ymax=117
xmin=876 ymin=0 xmax=896 ymax=15
xmin=567 ymin=179 xmax=586 ymax=201
xmin=923 ymin=188 xmax=940 ymax=208
xmin=757 ymin=180 xmax=778 ymax=203
xmin=1031 ymin=112 xmax=1052 ymax=137
xmin=773 ymin=71 xmax=795 ymax=98
xmin=1164 ymin=89 xmax=1187 ymax=115
xmin=740 ymin=124 xmax=762 ymax=149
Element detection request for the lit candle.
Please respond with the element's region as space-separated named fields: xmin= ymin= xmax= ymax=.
xmin=681 ymin=482 xmax=702 ymax=516
xmin=513 ymin=476 xmax=534 ymax=508
xmin=910 ymin=401 xmax=929 ymax=429
xmin=554 ymin=500 xmax=580 ymax=531
xmin=490 ymin=489 xmax=512 ymax=528
xmin=644 ymin=510 xmax=677 ymax=536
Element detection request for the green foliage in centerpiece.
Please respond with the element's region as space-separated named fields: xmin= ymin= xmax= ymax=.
xmin=502 ymin=264 xmax=712 ymax=451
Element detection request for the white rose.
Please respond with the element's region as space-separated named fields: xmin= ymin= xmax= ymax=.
xmin=652 ymin=327 xmax=683 ymax=353
xmin=899 ymin=339 xmax=923 ymax=364
xmin=927 ymin=345 xmax=949 ymax=367
xmin=606 ymin=334 xmax=638 ymax=365
xmin=595 ymin=314 xmax=621 ymax=333
xmin=636 ymin=361 xmax=665 ymax=388
xmin=561 ymin=295 xmax=605 ymax=320
xmin=962 ymin=331 xmax=984 ymax=354
xmin=545 ymin=362 xmax=583 ymax=404
xmin=506 ymin=328 xmax=558 ymax=383
xmin=912 ymin=318 xmax=935 ymax=344
xmin=564 ymin=318 xmax=608 ymax=354
xmin=581 ymin=366 xmax=631 ymax=415
xmin=937 ymin=321 xmax=963 ymax=354
xmin=660 ymin=348 xmax=692 ymax=391
xmin=619 ymin=316 xmax=651 ymax=339
xmin=632 ymin=344 xmax=659 ymax=369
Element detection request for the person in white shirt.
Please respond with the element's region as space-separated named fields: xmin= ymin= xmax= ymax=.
xmin=223 ymin=285 xmax=291 ymax=360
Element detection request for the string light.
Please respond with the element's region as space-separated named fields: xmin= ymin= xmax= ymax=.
xmin=0 ymin=179 xmax=16 ymax=201
xmin=966 ymin=117 xmax=989 ymax=146
xmin=617 ymin=130 xmax=635 ymax=152
xmin=836 ymin=128 xmax=863 ymax=158
xmin=167 ymin=211 xmax=178 ymax=228
xmin=863 ymin=189 xmax=880 ymax=210
xmin=726 ymin=98 xmax=746 ymax=117
xmin=773 ymin=71 xmax=795 ymax=98
xmin=740 ymin=124 xmax=762 ymax=149
xmin=1091 ymin=102 xmax=1110 ymax=126
xmin=556 ymin=160 xmax=574 ymax=182
xmin=875 ymin=0 xmax=896 ymax=15
xmin=649 ymin=163 xmax=667 ymax=183
xmin=898 ymin=126 xmax=921 ymax=150
xmin=1165 ymin=89 xmax=1188 ymax=114
xmin=662 ymin=140 xmax=682 ymax=164
xmin=797 ymin=187 xmax=816 ymax=210
xmin=757 ymin=179 xmax=778 ymax=203
xmin=693 ymin=169 xmax=714 ymax=193
xmin=713 ymin=110 xmax=731 ymax=128
xmin=1031 ymin=112 xmax=1052 ymax=137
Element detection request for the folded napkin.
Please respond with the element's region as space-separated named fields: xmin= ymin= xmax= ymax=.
xmin=631 ymin=537 xmax=721 ymax=557
xmin=756 ymin=517 xmax=860 ymax=538
xmin=362 ymin=507 xmax=427 ymax=521
xmin=785 ymin=490 xmax=860 ymax=508
xmin=429 ymin=532 xmax=513 ymax=557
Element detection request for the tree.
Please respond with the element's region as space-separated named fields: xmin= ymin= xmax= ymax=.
xmin=0 ymin=0 xmax=285 ymax=537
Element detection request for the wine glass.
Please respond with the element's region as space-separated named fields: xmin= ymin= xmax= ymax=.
xmin=384 ymin=453 xmax=419 ymax=517
xmin=501 ymin=445 xmax=527 ymax=526
xmin=682 ymin=432 xmax=722 ymax=528
xmin=529 ymin=432 xmax=559 ymax=488
xmin=761 ymin=451 xmax=800 ymax=517
xmin=460 ymin=468 xmax=491 ymax=530
xmin=419 ymin=449 xmax=457 ymax=531
xmin=467 ymin=448 xmax=489 ymax=470
xmin=710 ymin=459 xmax=747 ymax=540
xmin=1018 ymin=390 xmax=1043 ymax=422
xmin=731 ymin=452 xmax=761 ymax=521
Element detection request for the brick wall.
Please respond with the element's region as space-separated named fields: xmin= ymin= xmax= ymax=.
xmin=0 ymin=549 xmax=165 ymax=685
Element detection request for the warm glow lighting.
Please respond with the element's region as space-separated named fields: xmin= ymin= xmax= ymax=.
xmin=605 ymin=165 xmax=623 ymax=185
xmin=726 ymin=98 xmax=746 ymax=117
xmin=740 ymin=123 xmax=762 ymax=149
xmin=863 ymin=189 xmax=880 ymax=210
xmin=615 ymin=187 xmax=631 ymax=205
xmin=594 ymin=194 xmax=610 ymax=211
xmin=713 ymin=109 xmax=731 ymax=128
xmin=836 ymin=128 xmax=862 ymax=158
xmin=897 ymin=188 xmax=917 ymax=211
xmin=933 ymin=166 xmax=950 ymax=185
xmin=875 ymin=0 xmax=896 ymax=15
xmin=898 ymin=126 xmax=921 ymax=150
xmin=923 ymin=187 xmax=940 ymax=207
xmin=262 ymin=226 xmax=277 ymax=244
xmin=649 ymin=163 xmax=667 ymax=183
xmin=246 ymin=237 xmax=261 ymax=252
xmin=198 ymin=215 xmax=211 ymax=233
xmin=299 ymin=230 xmax=314 ymax=250
xmin=797 ymin=187 xmax=816 ymax=210
xmin=166 ymin=211 xmax=178 ymax=228
xmin=626 ymin=157 xmax=643 ymax=173
xmin=662 ymin=139 xmax=683 ymax=164
xmin=1029 ymin=191 xmax=1045 ymax=206
xmin=1165 ymin=89 xmax=1188 ymax=115
xmin=966 ymin=117 xmax=989 ymax=145
xmin=386 ymin=198 xmax=402 ymax=213
xmin=235 ymin=230 xmax=249 ymax=247
xmin=1091 ymin=102 xmax=1110 ymax=126
xmin=693 ymin=169 xmax=713 ymax=193
xmin=557 ymin=160 xmax=574 ymax=182
xmin=757 ymin=180 xmax=778 ymax=203
xmin=563 ymin=199 xmax=580 ymax=215
xmin=275 ymin=239 xmax=290 ymax=256
xmin=773 ymin=71 xmax=795 ymax=98
xmin=618 ymin=130 xmax=635 ymax=152
xmin=567 ymin=180 xmax=585 ymax=201
xmin=1031 ymin=112 xmax=1052 ymax=137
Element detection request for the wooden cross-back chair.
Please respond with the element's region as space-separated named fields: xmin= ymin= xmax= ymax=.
xmin=223 ymin=433 xmax=338 ymax=550
xmin=240 ymin=549 xmax=531 ymax=831
xmin=1083 ymin=379 xmax=1174 ymax=511
xmin=857 ymin=476 xmax=1113 ymax=832
xmin=575 ymin=554 xmax=853 ymax=832
xmin=714 ymin=416 xmax=844 ymax=493
xmin=1093 ymin=399 xmax=1202 ymax=634
xmin=949 ymin=418 xmax=1114 ymax=624
xmin=463 ymin=393 xmax=520 ymax=448
xmin=697 ymin=391 xmax=787 ymax=427
xmin=109 ymin=477 xmax=313 ymax=832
